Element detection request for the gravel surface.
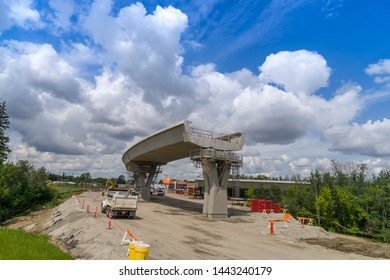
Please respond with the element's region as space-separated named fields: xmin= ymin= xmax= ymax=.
xmin=5 ymin=191 xmax=390 ymax=260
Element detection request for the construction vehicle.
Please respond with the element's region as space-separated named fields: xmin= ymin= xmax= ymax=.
xmin=101 ymin=188 xmax=138 ymax=219
xmin=102 ymin=180 xmax=115 ymax=196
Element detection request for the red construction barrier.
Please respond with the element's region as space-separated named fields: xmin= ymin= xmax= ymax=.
xmin=251 ymin=199 xmax=282 ymax=213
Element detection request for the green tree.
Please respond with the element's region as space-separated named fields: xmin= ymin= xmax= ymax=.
xmin=281 ymin=185 xmax=316 ymax=218
xmin=269 ymin=184 xmax=282 ymax=202
xmin=0 ymin=101 xmax=11 ymax=163
xmin=333 ymin=186 xmax=366 ymax=231
xmin=255 ymin=186 xmax=270 ymax=200
xmin=281 ymin=186 xmax=300 ymax=217
xmin=244 ymin=185 xmax=256 ymax=199
xmin=0 ymin=161 xmax=54 ymax=222
xmin=78 ymin=172 xmax=92 ymax=186
xmin=315 ymin=186 xmax=336 ymax=230
xmin=363 ymin=182 xmax=390 ymax=241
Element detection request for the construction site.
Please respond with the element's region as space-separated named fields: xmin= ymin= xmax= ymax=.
xmin=4 ymin=190 xmax=390 ymax=260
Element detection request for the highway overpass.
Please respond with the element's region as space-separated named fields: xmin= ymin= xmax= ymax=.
xmin=122 ymin=120 xmax=245 ymax=218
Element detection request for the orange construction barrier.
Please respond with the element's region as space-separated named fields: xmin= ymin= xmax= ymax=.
xmin=126 ymin=229 xmax=138 ymax=241
xmin=107 ymin=213 xmax=112 ymax=230
xmin=268 ymin=218 xmax=289 ymax=235
xmin=270 ymin=221 xmax=275 ymax=235
xmin=297 ymin=217 xmax=313 ymax=228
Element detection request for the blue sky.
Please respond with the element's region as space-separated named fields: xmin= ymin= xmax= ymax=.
xmin=1 ymin=0 xmax=390 ymax=179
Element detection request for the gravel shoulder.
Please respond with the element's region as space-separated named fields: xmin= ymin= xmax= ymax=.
xmin=4 ymin=191 xmax=390 ymax=260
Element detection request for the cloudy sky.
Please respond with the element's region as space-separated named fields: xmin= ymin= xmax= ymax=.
xmin=1 ymin=0 xmax=390 ymax=180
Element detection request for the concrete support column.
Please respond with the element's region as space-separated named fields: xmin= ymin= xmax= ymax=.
xmin=138 ymin=166 xmax=157 ymax=201
xmin=138 ymin=172 xmax=148 ymax=200
xmin=201 ymin=158 xmax=231 ymax=218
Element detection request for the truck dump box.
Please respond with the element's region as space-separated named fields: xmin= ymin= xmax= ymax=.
xmin=101 ymin=193 xmax=138 ymax=219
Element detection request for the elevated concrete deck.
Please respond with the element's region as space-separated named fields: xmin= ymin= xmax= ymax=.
xmin=122 ymin=120 xmax=244 ymax=171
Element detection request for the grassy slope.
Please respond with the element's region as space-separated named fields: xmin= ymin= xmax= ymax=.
xmin=0 ymin=228 xmax=74 ymax=260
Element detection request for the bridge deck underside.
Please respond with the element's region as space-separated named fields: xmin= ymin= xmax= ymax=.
xmin=127 ymin=142 xmax=200 ymax=166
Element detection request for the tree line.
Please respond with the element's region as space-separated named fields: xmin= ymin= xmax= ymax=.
xmin=246 ymin=161 xmax=390 ymax=243
xmin=0 ymin=102 xmax=54 ymax=221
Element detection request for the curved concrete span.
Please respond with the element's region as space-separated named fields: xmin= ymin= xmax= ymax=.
xmin=122 ymin=120 xmax=245 ymax=218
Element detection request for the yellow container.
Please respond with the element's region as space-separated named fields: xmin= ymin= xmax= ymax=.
xmin=128 ymin=242 xmax=136 ymax=260
xmin=134 ymin=243 xmax=150 ymax=260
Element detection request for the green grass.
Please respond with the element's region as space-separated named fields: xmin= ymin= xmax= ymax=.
xmin=0 ymin=228 xmax=74 ymax=260
xmin=49 ymin=183 xmax=88 ymax=194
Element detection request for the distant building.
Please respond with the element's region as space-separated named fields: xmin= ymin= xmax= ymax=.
xmin=52 ymin=181 xmax=76 ymax=185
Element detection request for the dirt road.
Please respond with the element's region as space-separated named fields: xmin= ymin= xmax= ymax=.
xmin=4 ymin=191 xmax=390 ymax=260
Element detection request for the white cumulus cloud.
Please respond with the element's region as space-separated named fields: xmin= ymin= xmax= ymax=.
xmin=259 ymin=50 xmax=331 ymax=94
xmin=365 ymin=59 xmax=390 ymax=84
xmin=325 ymin=119 xmax=390 ymax=157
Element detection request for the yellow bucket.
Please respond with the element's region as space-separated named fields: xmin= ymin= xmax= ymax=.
xmin=134 ymin=243 xmax=150 ymax=260
xmin=128 ymin=242 xmax=136 ymax=260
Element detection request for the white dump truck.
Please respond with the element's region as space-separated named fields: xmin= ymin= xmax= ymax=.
xmin=101 ymin=189 xmax=138 ymax=219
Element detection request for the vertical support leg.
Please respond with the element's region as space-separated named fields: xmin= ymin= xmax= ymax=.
xmin=144 ymin=166 xmax=157 ymax=200
xmin=138 ymin=172 xmax=148 ymax=200
xmin=138 ymin=166 xmax=157 ymax=201
xmin=201 ymin=158 xmax=231 ymax=218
